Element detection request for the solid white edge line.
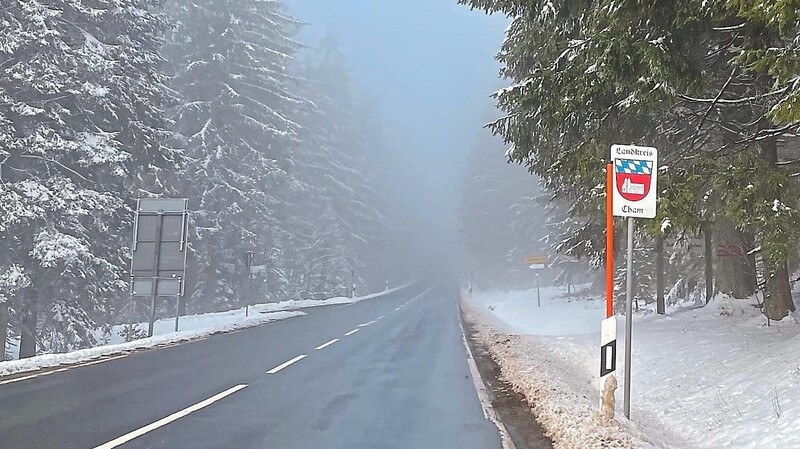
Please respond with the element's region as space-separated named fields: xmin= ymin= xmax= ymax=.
xmin=315 ymin=339 xmax=339 ymax=350
xmin=344 ymin=328 xmax=360 ymax=336
xmin=0 ymin=355 xmax=129 ymax=386
xmin=79 ymin=354 xmax=128 ymax=367
xmin=92 ymin=384 xmax=248 ymax=449
xmin=266 ymin=354 xmax=307 ymax=374
xmin=458 ymin=303 xmax=517 ymax=449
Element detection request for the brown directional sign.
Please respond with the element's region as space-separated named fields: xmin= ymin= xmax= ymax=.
xmin=717 ymin=244 xmax=743 ymax=257
xmin=523 ymin=255 xmax=548 ymax=265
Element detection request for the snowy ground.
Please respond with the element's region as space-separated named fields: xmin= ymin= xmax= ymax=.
xmin=2 ymin=285 xmax=409 ymax=377
xmin=465 ymin=285 xmax=800 ymax=449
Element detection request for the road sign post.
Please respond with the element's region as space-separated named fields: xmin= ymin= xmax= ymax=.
xmin=610 ymin=144 xmax=658 ymax=420
xmin=131 ymin=198 xmax=189 ymax=338
xmin=244 ymin=251 xmax=254 ymax=317
xmin=523 ymin=256 xmax=547 ymax=308
xmin=623 ymin=216 xmax=634 ymax=417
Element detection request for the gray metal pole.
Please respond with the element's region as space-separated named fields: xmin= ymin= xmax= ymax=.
xmin=128 ymin=294 xmax=135 ymax=341
xmin=148 ymin=211 xmax=164 ymax=338
xmin=174 ymin=295 xmax=180 ymax=332
xmin=470 ymin=270 xmax=474 ymax=298
xmin=624 ymin=216 xmax=634 ymax=418
xmin=536 ymin=272 xmax=541 ymax=307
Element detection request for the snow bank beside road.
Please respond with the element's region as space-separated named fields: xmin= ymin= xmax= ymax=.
xmin=470 ymin=285 xmax=601 ymax=335
xmin=462 ymin=299 xmax=656 ymax=449
xmin=2 ymin=284 xmax=412 ymax=376
xmin=0 ymin=310 xmax=304 ymax=377
xmin=467 ymin=287 xmax=800 ymax=449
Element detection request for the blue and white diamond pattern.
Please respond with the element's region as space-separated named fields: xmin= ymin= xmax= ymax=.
xmin=615 ymin=159 xmax=652 ymax=175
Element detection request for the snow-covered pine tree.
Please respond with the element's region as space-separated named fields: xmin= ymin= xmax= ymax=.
xmin=461 ymin=0 xmax=800 ymax=320
xmin=0 ymin=0 xmax=177 ymax=357
xmin=164 ymin=0 xmax=306 ymax=311
xmin=290 ymin=36 xmax=390 ymax=297
xmin=460 ymin=126 xmax=551 ymax=289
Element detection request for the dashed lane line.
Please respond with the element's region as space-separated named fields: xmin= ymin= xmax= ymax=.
xmin=344 ymin=328 xmax=360 ymax=336
xmin=314 ymin=339 xmax=339 ymax=350
xmin=92 ymin=384 xmax=248 ymax=449
xmin=266 ymin=354 xmax=307 ymax=374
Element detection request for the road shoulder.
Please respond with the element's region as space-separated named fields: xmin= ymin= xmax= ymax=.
xmin=460 ymin=300 xmax=554 ymax=449
xmin=461 ymin=297 xmax=650 ymax=449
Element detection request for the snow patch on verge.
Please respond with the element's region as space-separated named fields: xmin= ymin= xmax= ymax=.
xmin=2 ymin=284 xmax=412 ymax=376
xmin=0 ymin=311 xmax=303 ymax=377
xmin=462 ymin=297 xmax=663 ymax=449
xmin=467 ymin=287 xmax=800 ymax=449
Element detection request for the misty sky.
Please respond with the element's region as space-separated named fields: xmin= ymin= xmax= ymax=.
xmin=286 ymin=1 xmax=508 ymax=272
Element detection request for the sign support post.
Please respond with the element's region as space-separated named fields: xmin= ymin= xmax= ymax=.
xmin=536 ymin=272 xmax=541 ymax=308
xmin=174 ymin=294 xmax=180 ymax=332
xmin=600 ymin=163 xmax=617 ymax=420
xmin=148 ymin=211 xmax=164 ymax=338
xmin=623 ymin=216 xmax=635 ymax=418
xmin=469 ymin=270 xmax=473 ymax=298
xmin=131 ymin=198 xmax=189 ymax=340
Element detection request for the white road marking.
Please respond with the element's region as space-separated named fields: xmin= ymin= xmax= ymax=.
xmin=315 ymin=339 xmax=339 ymax=350
xmin=344 ymin=328 xmax=360 ymax=336
xmin=0 ymin=354 xmax=129 ymax=386
xmin=92 ymin=384 xmax=248 ymax=449
xmin=78 ymin=354 xmax=128 ymax=367
xmin=266 ymin=354 xmax=307 ymax=374
xmin=358 ymin=320 xmax=377 ymax=327
xmin=394 ymin=307 xmax=401 ymax=311
xmin=377 ymin=315 xmax=385 ymax=320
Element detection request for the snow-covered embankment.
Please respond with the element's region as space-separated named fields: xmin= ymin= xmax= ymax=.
xmin=464 ymin=286 xmax=800 ymax=449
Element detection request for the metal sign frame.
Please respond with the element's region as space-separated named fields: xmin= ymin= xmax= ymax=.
xmin=130 ymin=198 xmax=189 ymax=337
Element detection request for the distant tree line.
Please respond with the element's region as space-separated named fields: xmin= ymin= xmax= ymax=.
xmin=461 ymin=0 xmax=800 ymax=320
xmin=0 ymin=0 xmax=389 ymax=359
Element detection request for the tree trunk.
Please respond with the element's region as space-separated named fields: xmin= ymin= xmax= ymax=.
xmin=760 ymin=137 xmax=796 ymax=320
xmin=655 ymin=234 xmax=665 ymax=314
xmin=764 ymin=262 xmax=795 ymax=321
xmin=714 ymin=216 xmax=757 ymax=298
xmin=0 ymin=301 xmax=8 ymax=361
xmin=18 ymin=288 xmax=38 ymax=359
xmin=704 ymin=223 xmax=714 ymax=304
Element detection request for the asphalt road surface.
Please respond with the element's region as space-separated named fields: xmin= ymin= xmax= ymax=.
xmin=0 ymin=284 xmax=502 ymax=449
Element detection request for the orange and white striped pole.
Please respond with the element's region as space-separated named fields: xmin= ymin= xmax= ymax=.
xmin=606 ymin=163 xmax=614 ymax=318
xmin=600 ymin=163 xmax=618 ymax=419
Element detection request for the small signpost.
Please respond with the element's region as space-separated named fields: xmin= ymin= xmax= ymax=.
xmin=610 ymin=144 xmax=658 ymax=420
xmin=131 ymin=198 xmax=189 ymax=337
xmin=523 ymin=255 xmax=548 ymax=307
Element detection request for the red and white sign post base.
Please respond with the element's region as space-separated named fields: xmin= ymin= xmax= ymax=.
xmin=603 ymin=145 xmax=658 ymax=421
